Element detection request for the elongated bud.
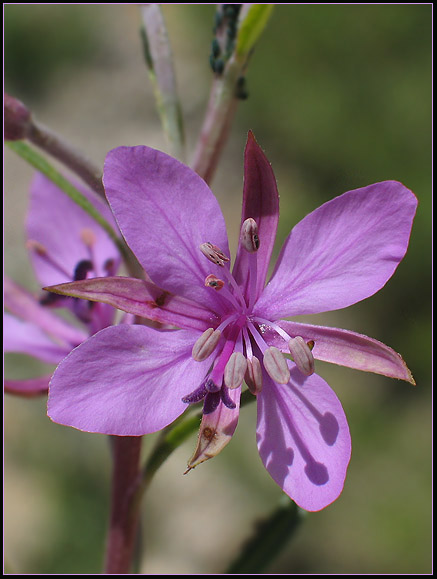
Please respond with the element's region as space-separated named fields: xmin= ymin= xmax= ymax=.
xmin=4 ymin=93 xmax=32 ymax=141
xmin=263 ymin=346 xmax=290 ymax=384
xmin=245 ymin=356 xmax=263 ymax=394
xmin=200 ymin=242 xmax=230 ymax=266
xmin=205 ymin=274 xmax=225 ymax=291
xmin=288 ymin=336 xmax=315 ymax=376
xmin=192 ymin=328 xmax=221 ymax=361
xmin=241 ymin=218 xmax=260 ymax=253
xmin=224 ymin=352 xmax=247 ymax=389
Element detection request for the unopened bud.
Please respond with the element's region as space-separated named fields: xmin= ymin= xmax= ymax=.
xmin=200 ymin=242 xmax=230 ymax=266
xmin=205 ymin=274 xmax=225 ymax=291
xmin=192 ymin=328 xmax=221 ymax=361
xmin=224 ymin=352 xmax=247 ymax=389
xmin=241 ymin=218 xmax=260 ymax=253
xmin=288 ymin=336 xmax=315 ymax=376
xmin=4 ymin=93 xmax=32 ymax=141
xmin=245 ymin=356 xmax=263 ymax=394
xmin=263 ymin=346 xmax=290 ymax=384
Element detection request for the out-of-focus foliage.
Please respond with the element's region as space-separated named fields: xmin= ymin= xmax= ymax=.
xmin=4 ymin=4 xmax=431 ymax=574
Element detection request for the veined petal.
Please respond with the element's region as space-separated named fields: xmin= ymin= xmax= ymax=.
xmin=4 ymin=313 xmax=72 ymax=363
xmin=265 ymin=320 xmax=415 ymax=384
xmin=45 ymin=276 xmax=217 ymax=332
xmin=5 ymin=277 xmax=87 ymax=347
xmin=256 ymin=366 xmax=351 ymax=511
xmin=103 ymin=146 xmax=229 ymax=311
xmin=254 ymin=181 xmax=417 ymax=319
xmin=233 ymin=132 xmax=280 ymax=302
xmin=27 ymin=173 xmax=120 ymax=287
xmin=48 ymin=325 xmax=211 ymax=436
xmin=186 ymin=388 xmax=241 ymax=470
xmin=5 ymin=375 xmax=50 ymax=397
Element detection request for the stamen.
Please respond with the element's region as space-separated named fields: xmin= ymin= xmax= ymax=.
xmin=27 ymin=239 xmax=72 ymax=279
xmin=245 ymin=356 xmax=263 ymax=394
xmin=241 ymin=218 xmax=260 ymax=253
xmin=288 ymin=336 xmax=315 ymax=376
xmin=205 ymin=274 xmax=225 ymax=291
xmin=263 ymin=346 xmax=290 ymax=384
xmin=200 ymin=242 xmax=230 ymax=266
xmin=224 ymin=352 xmax=247 ymax=389
xmin=80 ymin=228 xmax=97 ymax=248
xmin=192 ymin=328 xmax=221 ymax=362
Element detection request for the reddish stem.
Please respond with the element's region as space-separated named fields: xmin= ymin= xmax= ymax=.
xmin=104 ymin=436 xmax=143 ymax=574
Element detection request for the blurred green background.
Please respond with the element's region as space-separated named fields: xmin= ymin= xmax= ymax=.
xmin=4 ymin=4 xmax=431 ymax=574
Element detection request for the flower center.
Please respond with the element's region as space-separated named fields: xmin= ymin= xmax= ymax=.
xmin=183 ymin=218 xmax=315 ymax=414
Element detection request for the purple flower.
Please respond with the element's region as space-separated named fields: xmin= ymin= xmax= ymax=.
xmin=46 ymin=133 xmax=417 ymax=511
xmin=4 ymin=173 xmax=121 ymax=396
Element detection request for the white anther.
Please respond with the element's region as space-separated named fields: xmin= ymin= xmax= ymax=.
xmin=263 ymin=346 xmax=290 ymax=384
xmin=192 ymin=328 xmax=221 ymax=361
xmin=205 ymin=274 xmax=225 ymax=291
xmin=200 ymin=242 xmax=230 ymax=267
xmin=224 ymin=352 xmax=247 ymax=389
xmin=288 ymin=336 xmax=315 ymax=376
xmin=245 ymin=356 xmax=263 ymax=394
xmin=240 ymin=218 xmax=260 ymax=253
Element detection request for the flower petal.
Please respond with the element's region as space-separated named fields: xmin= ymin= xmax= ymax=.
xmin=256 ymin=367 xmax=351 ymax=511
xmin=186 ymin=388 xmax=241 ymax=471
xmin=45 ymin=276 xmax=216 ymax=332
xmin=48 ymin=325 xmax=211 ymax=435
xmin=254 ymin=181 xmax=418 ymax=318
xmin=265 ymin=320 xmax=415 ymax=384
xmin=233 ymin=132 xmax=280 ymax=301
xmin=4 ymin=313 xmax=72 ymax=363
xmin=103 ymin=146 xmax=229 ymax=311
xmin=5 ymin=375 xmax=50 ymax=397
xmin=27 ymin=173 xmax=120 ymax=287
xmin=5 ymin=276 xmax=87 ymax=347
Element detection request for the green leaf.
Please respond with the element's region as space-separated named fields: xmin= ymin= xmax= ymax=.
xmin=236 ymin=5 xmax=274 ymax=60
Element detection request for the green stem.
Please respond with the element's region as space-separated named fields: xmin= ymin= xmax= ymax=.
xmin=6 ymin=140 xmax=130 ymax=263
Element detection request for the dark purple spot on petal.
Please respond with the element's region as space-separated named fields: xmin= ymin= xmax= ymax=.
xmin=319 ymin=412 xmax=339 ymax=446
xmin=304 ymin=460 xmax=329 ymax=485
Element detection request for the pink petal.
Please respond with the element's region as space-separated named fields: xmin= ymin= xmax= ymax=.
xmin=266 ymin=320 xmax=415 ymax=384
xmin=27 ymin=173 xmax=120 ymax=287
xmin=5 ymin=375 xmax=50 ymax=397
xmin=45 ymin=276 xmax=216 ymax=332
xmin=233 ymin=132 xmax=279 ymax=301
xmin=5 ymin=313 xmax=72 ymax=364
xmin=254 ymin=181 xmax=418 ymax=318
xmin=5 ymin=276 xmax=87 ymax=347
xmin=256 ymin=367 xmax=351 ymax=511
xmin=48 ymin=325 xmax=211 ymax=435
xmin=103 ymin=146 xmax=229 ymax=311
